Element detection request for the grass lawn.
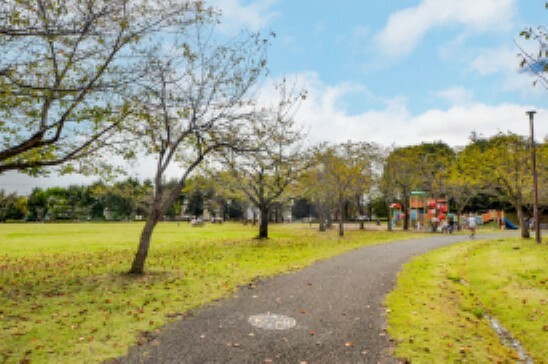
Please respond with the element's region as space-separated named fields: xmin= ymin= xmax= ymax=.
xmin=386 ymin=236 xmax=547 ymax=362
xmin=0 ymin=221 xmax=416 ymax=363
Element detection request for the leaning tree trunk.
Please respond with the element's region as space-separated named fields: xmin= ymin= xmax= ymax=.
xmin=130 ymin=208 xmax=161 ymax=274
xmin=129 ymin=174 xmax=187 ymax=274
xmin=517 ymin=204 xmax=531 ymax=239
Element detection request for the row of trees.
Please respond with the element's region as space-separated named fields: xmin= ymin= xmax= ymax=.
xmin=3 ymin=133 xmax=547 ymax=231
xmin=1 ymin=179 xmax=153 ymax=222
xmin=0 ymin=140 xmax=383 ymax=228
xmin=1 ymin=133 xmax=547 ymax=269
xmin=2 ymin=1 xmax=547 ymax=273
xmin=0 ymin=178 xmax=228 ymax=222
xmin=383 ymin=135 xmax=548 ymax=238
xmin=1 ymin=0 xmax=302 ymax=273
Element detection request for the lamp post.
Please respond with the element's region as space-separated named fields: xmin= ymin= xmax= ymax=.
xmin=526 ymin=110 xmax=541 ymax=244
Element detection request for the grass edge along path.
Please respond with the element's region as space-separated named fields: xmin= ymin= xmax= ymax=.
xmin=1 ymin=222 xmax=422 ymax=363
xmin=385 ymin=237 xmax=547 ymax=362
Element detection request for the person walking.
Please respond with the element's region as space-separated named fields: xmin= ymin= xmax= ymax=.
xmin=448 ymin=216 xmax=455 ymax=234
xmin=467 ymin=213 xmax=476 ymax=238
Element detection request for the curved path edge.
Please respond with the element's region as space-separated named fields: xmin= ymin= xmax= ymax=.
xmin=112 ymin=232 xmax=515 ymax=364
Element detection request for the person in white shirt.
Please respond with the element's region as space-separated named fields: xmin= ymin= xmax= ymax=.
xmin=467 ymin=213 xmax=476 ymax=238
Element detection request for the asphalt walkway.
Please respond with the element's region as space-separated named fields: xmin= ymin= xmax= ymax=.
xmin=114 ymin=232 xmax=513 ymax=363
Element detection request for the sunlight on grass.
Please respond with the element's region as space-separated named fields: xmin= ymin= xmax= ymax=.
xmin=386 ymin=237 xmax=547 ymax=362
xmin=0 ymin=222 xmax=414 ymax=363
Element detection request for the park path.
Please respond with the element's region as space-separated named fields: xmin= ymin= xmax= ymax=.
xmin=113 ymin=232 xmax=513 ymax=364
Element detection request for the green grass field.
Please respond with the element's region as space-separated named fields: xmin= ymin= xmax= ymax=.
xmin=0 ymin=222 xmax=415 ymax=363
xmin=386 ymin=237 xmax=547 ymax=362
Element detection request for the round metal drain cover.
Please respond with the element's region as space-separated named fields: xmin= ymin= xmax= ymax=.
xmin=248 ymin=313 xmax=296 ymax=330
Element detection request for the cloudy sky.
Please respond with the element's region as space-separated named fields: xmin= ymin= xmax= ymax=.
xmin=250 ymin=0 xmax=547 ymax=146
xmin=1 ymin=0 xmax=547 ymax=194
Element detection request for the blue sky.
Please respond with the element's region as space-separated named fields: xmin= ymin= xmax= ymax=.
xmin=243 ymin=0 xmax=547 ymax=146
xmin=1 ymin=0 xmax=547 ymax=194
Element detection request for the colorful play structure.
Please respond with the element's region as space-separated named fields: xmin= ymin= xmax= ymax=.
xmin=388 ymin=202 xmax=403 ymax=228
xmin=480 ymin=210 xmax=518 ymax=229
xmin=389 ymin=191 xmax=518 ymax=231
xmin=408 ymin=191 xmax=450 ymax=231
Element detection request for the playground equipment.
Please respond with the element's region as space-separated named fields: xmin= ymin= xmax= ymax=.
xmin=389 ymin=202 xmax=403 ymax=228
xmin=392 ymin=193 xmax=518 ymax=232
xmin=409 ymin=191 xmax=428 ymax=229
xmin=504 ymin=218 xmax=518 ymax=229
xmin=479 ymin=210 xmax=518 ymax=230
xmin=409 ymin=191 xmax=450 ymax=231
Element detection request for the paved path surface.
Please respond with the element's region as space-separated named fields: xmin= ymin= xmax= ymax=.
xmin=114 ymin=233 xmax=513 ymax=364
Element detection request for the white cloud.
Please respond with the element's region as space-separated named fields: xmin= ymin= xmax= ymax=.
xmin=4 ymin=72 xmax=546 ymax=195
xmin=283 ymin=72 xmax=547 ymax=148
xmin=469 ymin=46 xmax=545 ymax=96
xmin=436 ymin=87 xmax=474 ymax=106
xmin=211 ymin=0 xmax=279 ymax=34
xmin=470 ymin=47 xmax=517 ymax=76
xmin=375 ymin=0 xmax=517 ymax=59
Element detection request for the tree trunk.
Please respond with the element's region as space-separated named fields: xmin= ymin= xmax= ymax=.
xmin=129 ymin=173 xmax=187 ymax=274
xmin=258 ymin=205 xmax=269 ymax=239
xmin=326 ymin=212 xmax=333 ymax=229
xmin=319 ymin=216 xmax=326 ymax=231
xmin=403 ymin=203 xmax=409 ymax=231
xmin=517 ymin=205 xmax=530 ymax=238
xmin=387 ymin=202 xmax=392 ymax=231
xmin=130 ymin=210 xmax=160 ymax=274
xmin=338 ymin=202 xmax=344 ymax=236
xmin=318 ymin=202 xmax=326 ymax=232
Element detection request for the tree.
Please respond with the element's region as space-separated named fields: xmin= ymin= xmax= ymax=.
xmin=127 ymin=17 xmax=270 ymax=273
xmin=302 ymin=141 xmax=380 ymax=236
xmin=443 ymin=147 xmax=484 ymax=219
xmin=517 ymin=3 xmax=547 ymax=88
xmin=0 ymin=0 xmax=202 ymax=174
xmin=382 ymin=142 xmax=454 ymax=230
xmin=0 ymin=190 xmax=27 ymax=221
xmin=291 ymin=197 xmax=315 ymax=221
xmin=26 ymin=187 xmax=48 ymax=221
xmin=414 ymin=142 xmax=455 ymax=198
xmin=299 ymin=144 xmax=337 ymax=232
xmin=184 ymin=182 xmax=206 ymax=218
xmin=369 ymin=195 xmax=388 ymax=220
xmin=221 ymin=81 xmax=308 ymax=239
xmin=85 ymin=178 xmax=152 ymax=220
xmin=460 ymin=132 xmax=541 ymax=238
xmin=109 ymin=178 xmax=152 ymax=220
xmin=326 ymin=142 xmax=380 ymax=236
xmin=383 ymin=147 xmax=420 ymax=230
xmin=43 ymin=187 xmax=70 ymax=220
xmin=199 ymin=170 xmax=248 ymax=221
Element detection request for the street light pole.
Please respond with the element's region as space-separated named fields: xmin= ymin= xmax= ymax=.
xmin=526 ymin=110 xmax=541 ymax=244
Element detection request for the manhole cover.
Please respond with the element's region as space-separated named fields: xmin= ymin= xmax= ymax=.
xmin=248 ymin=313 xmax=296 ymax=330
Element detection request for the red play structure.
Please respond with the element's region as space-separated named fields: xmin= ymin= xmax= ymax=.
xmin=408 ymin=191 xmax=449 ymax=231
